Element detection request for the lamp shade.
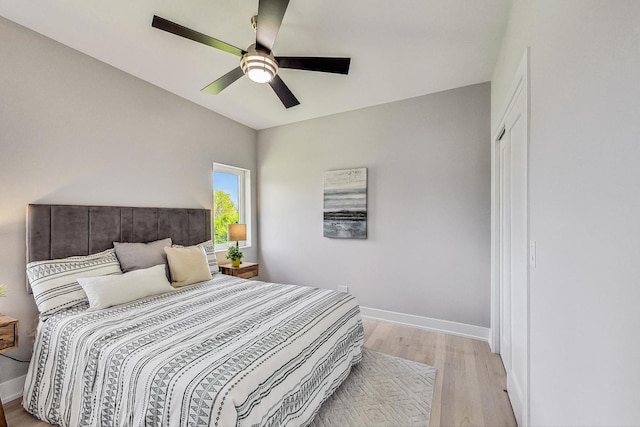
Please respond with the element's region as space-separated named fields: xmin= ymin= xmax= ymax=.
xmin=228 ymin=224 xmax=247 ymax=242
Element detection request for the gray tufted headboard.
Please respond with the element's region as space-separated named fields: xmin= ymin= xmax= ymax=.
xmin=27 ymin=204 xmax=212 ymax=264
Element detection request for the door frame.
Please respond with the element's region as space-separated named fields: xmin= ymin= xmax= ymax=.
xmin=490 ymin=48 xmax=530 ymax=423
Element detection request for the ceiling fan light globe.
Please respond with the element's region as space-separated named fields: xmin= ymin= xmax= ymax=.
xmin=247 ymin=68 xmax=273 ymax=83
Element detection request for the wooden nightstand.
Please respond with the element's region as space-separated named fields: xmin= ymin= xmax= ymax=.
xmin=219 ymin=262 xmax=259 ymax=279
xmin=0 ymin=315 xmax=18 ymax=353
xmin=0 ymin=314 xmax=18 ymax=427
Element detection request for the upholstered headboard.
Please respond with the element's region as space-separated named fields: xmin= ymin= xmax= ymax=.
xmin=27 ymin=204 xmax=211 ymax=263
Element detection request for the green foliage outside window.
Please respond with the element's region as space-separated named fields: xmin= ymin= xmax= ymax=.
xmin=214 ymin=190 xmax=239 ymax=244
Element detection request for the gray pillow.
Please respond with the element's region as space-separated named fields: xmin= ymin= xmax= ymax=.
xmin=113 ymin=238 xmax=173 ymax=273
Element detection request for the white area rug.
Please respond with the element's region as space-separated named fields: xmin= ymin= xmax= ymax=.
xmin=310 ymin=349 xmax=437 ymax=427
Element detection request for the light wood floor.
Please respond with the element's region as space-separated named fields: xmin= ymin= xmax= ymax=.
xmin=5 ymin=319 xmax=516 ymax=426
xmin=361 ymin=319 xmax=515 ymax=427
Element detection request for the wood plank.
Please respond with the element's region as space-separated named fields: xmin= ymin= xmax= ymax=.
xmin=3 ymin=400 xmax=48 ymax=427
xmin=429 ymin=331 xmax=447 ymax=426
xmin=472 ymin=338 xmax=516 ymax=426
xmin=0 ymin=398 xmax=6 ymax=427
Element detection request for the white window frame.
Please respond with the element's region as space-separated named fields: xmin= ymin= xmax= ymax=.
xmin=213 ymin=162 xmax=252 ymax=252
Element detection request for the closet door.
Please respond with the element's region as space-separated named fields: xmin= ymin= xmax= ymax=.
xmin=497 ymin=55 xmax=529 ymax=426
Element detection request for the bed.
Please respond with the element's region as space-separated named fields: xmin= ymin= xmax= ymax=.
xmin=22 ymin=204 xmax=364 ymax=427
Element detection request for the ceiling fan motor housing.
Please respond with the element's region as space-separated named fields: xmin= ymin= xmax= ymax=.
xmin=241 ymin=44 xmax=279 ymax=83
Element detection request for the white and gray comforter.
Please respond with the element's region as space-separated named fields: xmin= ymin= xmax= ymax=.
xmin=23 ymin=275 xmax=364 ymax=426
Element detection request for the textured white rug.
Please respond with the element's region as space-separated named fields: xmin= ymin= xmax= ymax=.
xmin=310 ymin=349 xmax=437 ymax=427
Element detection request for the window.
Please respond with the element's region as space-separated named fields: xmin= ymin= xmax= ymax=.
xmin=213 ymin=163 xmax=251 ymax=251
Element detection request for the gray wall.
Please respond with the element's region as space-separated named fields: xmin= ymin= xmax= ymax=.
xmin=0 ymin=17 xmax=257 ymax=383
xmin=258 ymin=83 xmax=491 ymax=327
xmin=492 ymin=1 xmax=640 ymax=424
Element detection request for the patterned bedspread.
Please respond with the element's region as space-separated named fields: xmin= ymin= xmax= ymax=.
xmin=23 ymin=275 xmax=364 ymax=427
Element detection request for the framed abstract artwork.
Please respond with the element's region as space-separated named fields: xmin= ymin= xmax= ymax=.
xmin=323 ymin=168 xmax=367 ymax=239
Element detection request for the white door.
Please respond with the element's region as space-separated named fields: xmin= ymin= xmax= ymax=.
xmin=497 ymin=53 xmax=529 ymax=426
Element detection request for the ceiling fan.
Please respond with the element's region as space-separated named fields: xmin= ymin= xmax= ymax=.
xmin=151 ymin=0 xmax=351 ymax=109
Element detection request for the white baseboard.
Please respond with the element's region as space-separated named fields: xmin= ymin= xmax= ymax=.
xmin=0 ymin=374 xmax=25 ymax=403
xmin=360 ymin=306 xmax=490 ymax=342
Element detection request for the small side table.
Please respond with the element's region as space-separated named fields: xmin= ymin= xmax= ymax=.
xmin=0 ymin=314 xmax=19 ymax=427
xmin=0 ymin=315 xmax=18 ymax=353
xmin=219 ymin=262 xmax=259 ymax=279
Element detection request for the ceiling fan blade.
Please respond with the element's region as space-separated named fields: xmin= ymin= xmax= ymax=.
xmin=152 ymin=15 xmax=245 ymax=57
xmin=201 ymin=67 xmax=245 ymax=94
xmin=276 ymin=57 xmax=351 ymax=74
xmin=256 ymin=0 xmax=290 ymax=51
xmin=269 ymin=75 xmax=300 ymax=108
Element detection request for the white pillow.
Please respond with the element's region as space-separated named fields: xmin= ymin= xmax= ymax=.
xmin=164 ymin=246 xmax=212 ymax=288
xmin=27 ymin=249 xmax=122 ymax=317
xmin=77 ymin=264 xmax=174 ymax=311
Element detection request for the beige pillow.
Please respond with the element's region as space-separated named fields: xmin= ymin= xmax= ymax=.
xmin=164 ymin=246 xmax=212 ymax=288
xmin=172 ymin=240 xmax=218 ymax=275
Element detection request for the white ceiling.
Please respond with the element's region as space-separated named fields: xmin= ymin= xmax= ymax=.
xmin=0 ymin=1 xmax=511 ymax=130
